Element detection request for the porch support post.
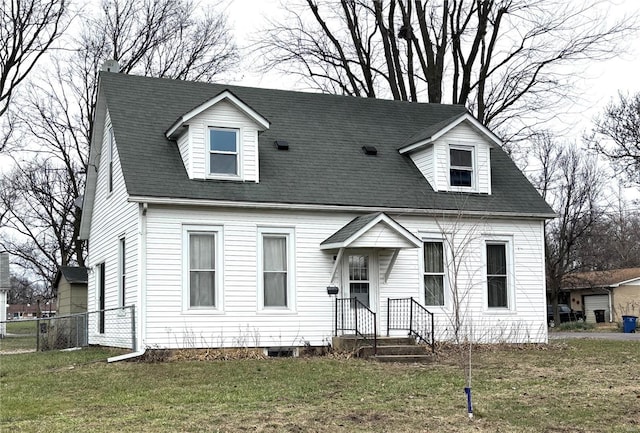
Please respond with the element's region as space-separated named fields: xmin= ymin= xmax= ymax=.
xmin=330 ymin=248 xmax=344 ymax=283
xmin=384 ymin=248 xmax=400 ymax=284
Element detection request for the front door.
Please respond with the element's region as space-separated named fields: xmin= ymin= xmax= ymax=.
xmin=344 ymin=252 xmax=378 ymax=313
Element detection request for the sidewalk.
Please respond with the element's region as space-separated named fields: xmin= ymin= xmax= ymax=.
xmin=549 ymin=332 xmax=640 ymax=341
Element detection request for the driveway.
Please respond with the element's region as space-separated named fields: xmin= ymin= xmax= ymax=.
xmin=549 ymin=332 xmax=640 ymax=341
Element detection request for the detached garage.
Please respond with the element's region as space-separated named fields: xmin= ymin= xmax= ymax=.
xmin=563 ymin=268 xmax=640 ymax=324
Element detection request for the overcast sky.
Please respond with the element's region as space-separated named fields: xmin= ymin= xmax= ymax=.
xmin=226 ymin=0 xmax=639 ymax=133
xmin=224 ymin=0 xmax=640 ymax=200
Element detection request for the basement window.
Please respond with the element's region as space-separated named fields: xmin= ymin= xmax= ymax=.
xmin=266 ymin=347 xmax=297 ymax=357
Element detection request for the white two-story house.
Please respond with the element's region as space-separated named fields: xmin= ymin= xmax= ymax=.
xmin=79 ymin=67 xmax=554 ymax=356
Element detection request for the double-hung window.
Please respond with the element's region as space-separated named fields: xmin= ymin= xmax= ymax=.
xmin=259 ymin=228 xmax=295 ymax=310
xmin=449 ymin=146 xmax=474 ymax=187
xmin=209 ymin=127 xmax=238 ymax=176
xmin=423 ymin=241 xmax=445 ymax=306
xmin=183 ymin=226 xmax=222 ymax=311
xmin=486 ymin=243 xmax=508 ymax=308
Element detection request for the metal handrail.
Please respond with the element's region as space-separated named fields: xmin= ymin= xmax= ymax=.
xmin=335 ymin=297 xmax=377 ymax=355
xmin=387 ymin=297 xmax=435 ymax=352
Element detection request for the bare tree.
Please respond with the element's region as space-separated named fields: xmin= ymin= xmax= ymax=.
xmin=0 ymin=158 xmax=79 ymax=292
xmin=530 ymin=133 xmax=605 ymax=324
xmin=257 ymin=0 xmax=634 ymax=136
xmin=592 ymin=92 xmax=640 ymax=185
xmin=1 ymin=0 xmax=238 ymax=292
xmin=572 ymin=191 xmax=640 ymax=270
xmin=0 ymin=0 xmax=68 ymax=125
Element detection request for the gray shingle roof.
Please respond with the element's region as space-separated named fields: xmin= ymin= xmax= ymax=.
xmin=99 ymin=72 xmax=553 ymax=217
xmin=55 ymin=266 xmax=88 ymax=287
xmin=321 ymin=213 xmax=383 ymax=246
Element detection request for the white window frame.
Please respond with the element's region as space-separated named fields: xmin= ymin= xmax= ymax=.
xmin=182 ymin=225 xmax=224 ymax=313
xmin=483 ymin=237 xmax=515 ymax=312
xmin=448 ymin=144 xmax=476 ymax=191
xmin=207 ymin=126 xmax=241 ymax=179
xmin=422 ymin=240 xmax=447 ymax=307
xmin=118 ymin=236 xmax=126 ymax=308
xmin=257 ymin=227 xmax=296 ymax=313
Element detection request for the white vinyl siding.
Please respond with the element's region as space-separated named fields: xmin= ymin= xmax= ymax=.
xmin=85 ymin=109 xmax=139 ymax=349
xmin=177 ymin=129 xmax=190 ymax=174
xmin=142 ymin=207 xmax=547 ymax=348
xmin=412 ymin=145 xmax=436 ymax=190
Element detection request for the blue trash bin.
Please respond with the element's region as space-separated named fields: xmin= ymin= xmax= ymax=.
xmin=622 ymin=315 xmax=637 ymax=333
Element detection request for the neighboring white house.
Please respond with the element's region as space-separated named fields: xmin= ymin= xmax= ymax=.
xmin=79 ymin=68 xmax=554 ymax=353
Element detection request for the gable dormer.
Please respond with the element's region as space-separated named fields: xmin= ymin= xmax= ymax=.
xmin=166 ymin=90 xmax=270 ymax=182
xmin=399 ymin=112 xmax=499 ymax=195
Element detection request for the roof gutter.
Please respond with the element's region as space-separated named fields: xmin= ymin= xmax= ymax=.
xmin=128 ymin=195 xmax=557 ymax=220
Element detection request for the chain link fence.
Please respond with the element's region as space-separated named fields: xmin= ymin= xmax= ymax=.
xmin=0 ymin=305 xmax=135 ymax=353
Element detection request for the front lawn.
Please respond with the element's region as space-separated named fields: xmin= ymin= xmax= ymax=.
xmin=1 ymin=340 xmax=638 ymax=432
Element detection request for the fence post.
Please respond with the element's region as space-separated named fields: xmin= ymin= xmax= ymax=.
xmin=36 ymin=319 xmax=40 ymax=351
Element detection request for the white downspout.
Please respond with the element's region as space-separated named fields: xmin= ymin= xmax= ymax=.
xmin=108 ymin=202 xmax=148 ymax=362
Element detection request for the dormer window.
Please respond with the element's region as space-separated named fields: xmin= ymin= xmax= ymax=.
xmin=209 ymin=127 xmax=238 ymax=176
xmin=449 ymin=146 xmax=474 ymax=188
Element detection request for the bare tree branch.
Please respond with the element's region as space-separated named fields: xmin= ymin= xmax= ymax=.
xmin=0 ymin=0 xmax=68 ymax=125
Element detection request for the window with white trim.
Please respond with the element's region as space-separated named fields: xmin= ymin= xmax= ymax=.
xmin=449 ymin=146 xmax=474 ymax=188
xmin=208 ymin=127 xmax=238 ymax=176
xmin=423 ymin=241 xmax=445 ymax=306
xmin=258 ymin=228 xmax=295 ymax=310
xmin=118 ymin=237 xmax=126 ymax=308
xmin=486 ymin=242 xmax=508 ymax=308
xmin=183 ymin=226 xmax=223 ymax=310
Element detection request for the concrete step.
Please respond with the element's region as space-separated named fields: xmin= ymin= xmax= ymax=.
xmin=332 ymin=335 xmax=415 ymax=351
xmin=358 ymin=344 xmax=429 ymax=357
xmin=371 ymin=353 xmax=436 ymax=363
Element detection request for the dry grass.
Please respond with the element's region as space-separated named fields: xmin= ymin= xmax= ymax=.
xmin=1 ymin=339 xmax=639 ymax=432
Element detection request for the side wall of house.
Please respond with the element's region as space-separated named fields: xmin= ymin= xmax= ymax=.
xmin=86 ymin=109 xmax=139 ymax=348
xmin=613 ymin=282 xmax=640 ymax=322
xmin=143 ymin=207 xmax=547 ymax=349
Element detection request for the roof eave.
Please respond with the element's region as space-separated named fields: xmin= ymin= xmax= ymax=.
xmin=128 ymin=195 xmax=556 ymax=220
xmin=398 ymin=112 xmax=503 ymax=154
xmin=165 ymin=89 xmax=270 ymax=139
